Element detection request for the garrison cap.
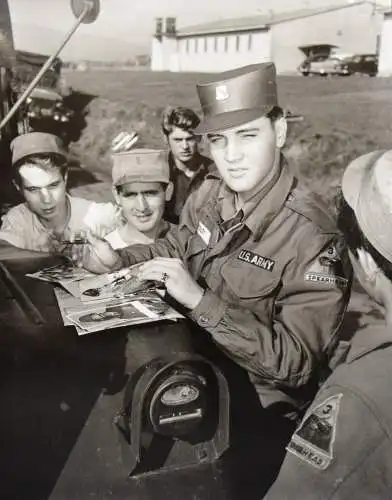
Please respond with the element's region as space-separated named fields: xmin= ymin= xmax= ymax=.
xmin=11 ymin=132 xmax=67 ymax=167
xmin=112 ymin=148 xmax=169 ymax=187
xmin=342 ymin=149 xmax=392 ymax=262
xmin=195 ymin=62 xmax=278 ymax=134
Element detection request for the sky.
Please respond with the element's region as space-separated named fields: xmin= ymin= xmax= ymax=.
xmin=7 ymin=0 xmax=391 ymax=61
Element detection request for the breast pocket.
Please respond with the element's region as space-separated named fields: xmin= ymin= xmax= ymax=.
xmin=183 ymin=232 xmax=209 ymax=276
xmin=220 ymin=259 xmax=280 ymax=304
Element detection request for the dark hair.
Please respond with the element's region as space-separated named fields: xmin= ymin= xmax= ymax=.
xmin=13 ymin=154 xmax=68 ymax=186
xmin=336 ymin=190 xmax=392 ymax=281
xmin=161 ymin=106 xmax=201 ymax=137
xmin=266 ymin=106 xmax=284 ymax=122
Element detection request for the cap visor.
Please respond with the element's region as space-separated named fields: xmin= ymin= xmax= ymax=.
xmin=13 ymin=150 xmax=67 ymax=167
xmin=194 ymin=107 xmax=274 ymax=134
xmin=342 ymin=150 xmax=385 ymax=210
xmin=114 ymin=177 xmax=168 ymax=187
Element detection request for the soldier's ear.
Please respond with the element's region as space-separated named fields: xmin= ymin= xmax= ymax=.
xmin=165 ymin=182 xmax=174 ymax=201
xmin=63 ymin=170 xmax=69 ymax=186
xmin=12 ymin=179 xmax=20 ymax=193
xmin=274 ymin=117 xmax=287 ymax=148
xmin=112 ymin=186 xmax=121 ymax=205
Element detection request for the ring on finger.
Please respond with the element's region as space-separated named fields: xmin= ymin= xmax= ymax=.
xmin=161 ymin=272 xmax=169 ymax=284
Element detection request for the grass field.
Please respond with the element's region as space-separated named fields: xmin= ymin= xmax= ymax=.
xmin=64 ymin=69 xmax=392 ymax=208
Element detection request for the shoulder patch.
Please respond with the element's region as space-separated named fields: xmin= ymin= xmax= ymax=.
xmin=304 ymin=241 xmax=348 ymax=288
xmin=286 ymin=393 xmax=343 ymax=470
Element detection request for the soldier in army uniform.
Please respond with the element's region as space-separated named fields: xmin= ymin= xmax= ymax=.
xmin=266 ymin=150 xmax=392 ymax=499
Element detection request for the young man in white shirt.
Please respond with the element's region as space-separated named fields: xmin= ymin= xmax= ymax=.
xmin=0 ymin=132 xmax=119 ymax=257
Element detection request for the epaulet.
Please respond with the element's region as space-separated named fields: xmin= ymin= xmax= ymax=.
xmin=205 ymin=167 xmax=221 ymax=180
xmin=285 ymin=184 xmax=337 ymax=234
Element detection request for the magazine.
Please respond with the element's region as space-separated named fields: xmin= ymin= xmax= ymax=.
xmin=26 ymin=263 xmax=94 ymax=285
xmin=54 ymin=286 xmax=184 ymax=336
xmin=77 ymin=263 xmax=153 ymax=302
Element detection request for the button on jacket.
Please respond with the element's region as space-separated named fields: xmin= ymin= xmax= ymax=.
xmin=266 ymin=326 xmax=392 ymax=499
xmin=119 ymin=160 xmax=352 ymax=410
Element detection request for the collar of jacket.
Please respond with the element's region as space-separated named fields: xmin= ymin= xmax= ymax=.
xmin=207 ymin=155 xmax=295 ymax=241
xmin=167 ymin=151 xmax=212 ymax=181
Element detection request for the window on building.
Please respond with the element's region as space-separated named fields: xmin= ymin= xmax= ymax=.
xmin=248 ymin=34 xmax=253 ymax=51
xmin=195 ymin=38 xmax=198 ymax=53
xmin=204 ymin=37 xmax=208 ymax=52
xmin=214 ymin=36 xmax=218 ymax=52
xmin=236 ymin=35 xmax=240 ymax=52
xmin=224 ymin=36 xmax=228 ymax=52
xmin=186 ymin=39 xmax=189 ymax=53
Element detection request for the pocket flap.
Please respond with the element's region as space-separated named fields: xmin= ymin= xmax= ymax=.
xmin=221 ymin=260 xmax=280 ymax=299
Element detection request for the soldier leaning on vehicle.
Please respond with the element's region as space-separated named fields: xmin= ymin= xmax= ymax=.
xmin=266 ymin=150 xmax=392 ymax=499
xmin=161 ymin=105 xmax=214 ymax=224
xmin=77 ymin=62 xmax=352 ymax=489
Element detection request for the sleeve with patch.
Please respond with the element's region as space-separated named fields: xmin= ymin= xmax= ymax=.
xmin=304 ymin=239 xmax=349 ymax=288
xmin=265 ymin=387 xmax=392 ymax=499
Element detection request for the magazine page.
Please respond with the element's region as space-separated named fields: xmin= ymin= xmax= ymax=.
xmin=53 ymin=287 xmax=89 ymax=335
xmin=54 ymin=286 xmax=110 ymax=325
xmin=65 ymin=297 xmax=158 ymax=333
xmin=77 ymin=263 xmax=152 ymax=302
xmin=63 ymin=291 xmax=184 ymax=336
xmin=26 ymin=263 xmax=94 ymax=285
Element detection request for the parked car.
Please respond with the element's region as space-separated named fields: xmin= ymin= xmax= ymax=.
xmin=24 ymin=87 xmax=74 ymax=124
xmin=342 ymin=54 xmax=378 ymax=76
xmin=298 ymin=54 xmax=351 ymax=76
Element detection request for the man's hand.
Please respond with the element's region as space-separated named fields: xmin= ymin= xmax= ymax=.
xmin=137 ymin=257 xmax=204 ymax=310
xmin=78 ymin=232 xmax=123 ymax=274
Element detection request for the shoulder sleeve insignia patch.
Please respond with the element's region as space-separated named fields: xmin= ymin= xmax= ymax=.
xmin=304 ymin=243 xmax=348 ymax=287
xmin=286 ymin=393 xmax=343 ymax=470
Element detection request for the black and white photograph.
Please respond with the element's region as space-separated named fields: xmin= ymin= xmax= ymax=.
xmin=65 ymin=299 xmax=156 ymax=332
xmin=26 ymin=262 xmax=94 ymax=284
xmin=77 ymin=263 xmax=150 ymax=301
xmin=1 ymin=0 xmax=392 ymax=499
xmin=54 ymin=285 xmax=184 ymax=334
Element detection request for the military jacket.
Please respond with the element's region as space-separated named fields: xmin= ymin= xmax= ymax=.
xmin=119 ymin=164 xmax=352 ymax=410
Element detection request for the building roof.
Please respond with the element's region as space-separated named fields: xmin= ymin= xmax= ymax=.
xmin=176 ymin=1 xmax=378 ymax=37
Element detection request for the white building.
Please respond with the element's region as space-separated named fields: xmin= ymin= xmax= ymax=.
xmin=378 ymin=10 xmax=392 ymax=75
xmin=151 ymin=1 xmax=383 ymax=73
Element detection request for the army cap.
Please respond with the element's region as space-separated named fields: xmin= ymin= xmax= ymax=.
xmin=195 ymin=62 xmax=278 ymax=134
xmin=112 ymin=148 xmax=169 ymax=187
xmin=342 ymin=149 xmax=392 ymax=262
xmin=11 ymin=132 xmax=68 ymax=166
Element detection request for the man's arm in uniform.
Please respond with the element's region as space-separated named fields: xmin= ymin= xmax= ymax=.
xmin=116 ymin=192 xmax=350 ymax=391
xmin=266 ymin=386 xmax=391 ymax=499
xmin=117 ymin=199 xmax=197 ymax=266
